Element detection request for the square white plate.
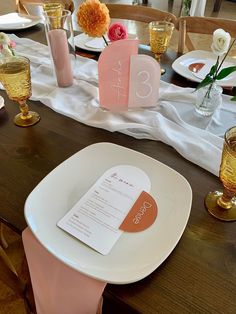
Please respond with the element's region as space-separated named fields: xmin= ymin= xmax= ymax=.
xmin=172 ymin=50 xmax=236 ymax=87
xmin=0 ymin=13 xmax=41 ymax=30
xmin=25 ymin=143 xmax=192 ymax=284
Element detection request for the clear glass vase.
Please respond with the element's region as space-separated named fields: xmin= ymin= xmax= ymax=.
xmin=43 ymin=9 xmax=76 ymax=87
xmin=195 ymin=82 xmax=223 ymax=116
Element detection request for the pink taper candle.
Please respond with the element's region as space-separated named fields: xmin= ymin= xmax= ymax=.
xmin=48 ymin=29 xmax=73 ymax=87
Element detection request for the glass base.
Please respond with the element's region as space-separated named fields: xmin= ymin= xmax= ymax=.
xmin=205 ymin=191 xmax=236 ymax=221
xmin=160 ymin=68 xmax=165 ymax=75
xmin=195 ymin=107 xmax=213 ymax=117
xmin=153 ymin=54 xmax=165 ymax=75
xmin=14 ymin=111 xmax=40 ymax=127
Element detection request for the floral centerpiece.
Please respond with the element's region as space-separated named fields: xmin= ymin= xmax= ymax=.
xmin=77 ymin=0 xmax=110 ymax=45
xmin=195 ymin=28 xmax=236 ymax=116
xmin=0 ymin=32 xmax=16 ymax=57
xmin=108 ymin=23 xmax=128 ymax=42
xmin=77 ymin=0 xmax=128 ymax=46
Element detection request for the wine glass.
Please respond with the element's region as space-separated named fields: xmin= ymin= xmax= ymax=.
xmin=149 ymin=21 xmax=174 ymax=75
xmin=43 ymin=2 xmax=63 ymax=29
xmin=0 ymin=56 xmax=40 ymax=127
xmin=205 ymin=126 xmax=236 ymax=221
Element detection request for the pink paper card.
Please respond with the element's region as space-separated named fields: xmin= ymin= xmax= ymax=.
xmin=98 ymin=40 xmax=161 ymax=110
xmin=128 ymin=55 xmax=160 ymax=108
xmin=98 ymin=40 xmax=139 ymax=111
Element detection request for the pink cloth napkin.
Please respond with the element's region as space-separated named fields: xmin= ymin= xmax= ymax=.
xmin=22 ymin=227 xmax=106 ymax=314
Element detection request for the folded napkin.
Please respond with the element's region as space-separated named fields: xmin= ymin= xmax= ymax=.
xmin=85 ymin=37 xmax=106 ymax=49
xmin=0 ymin=13 xmax=29 ymax=26
xmin=23 ymin=228 xmax=106 ymax=314
xmin=5 ymin=35 xmax=236 ymax=176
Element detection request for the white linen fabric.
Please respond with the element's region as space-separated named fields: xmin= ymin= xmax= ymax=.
xmin=189 ymin=0 xmax=206 ymax=16
xmin=4 ymin=35 xmax=236 ymax=176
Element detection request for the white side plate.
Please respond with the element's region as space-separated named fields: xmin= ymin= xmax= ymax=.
xmin=172 ymin=50 xmax=236 ymax=87
xmin=0 ymin=13 xmax=41 ymax=30
xmin=75 ymin=33 xmax=137 ymax=52
xmin=25 ymin=142 xmax=192 ymax=284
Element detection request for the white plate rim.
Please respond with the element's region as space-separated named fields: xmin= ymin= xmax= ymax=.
xmin=24 ymin=142 xmax=192 ymax=284
xmin=0 ymin=13 xmax=41 ymax=30
xmin=74 ymin=33 xmax=104 ymax=52
xmin=74 ymin=33 xmax=137 ymax=52
xmin=172 ymin=50 xmax=236 ymax=87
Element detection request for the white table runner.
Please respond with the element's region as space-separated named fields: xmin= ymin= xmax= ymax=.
xmin=4 ymin=35 xmax=236 ymax=176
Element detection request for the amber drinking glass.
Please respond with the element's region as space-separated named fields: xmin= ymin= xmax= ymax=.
xmin=43 ymin=2 xmax=63 ymax=29
xmin=205 ymin=126 xmax=236 ymax=221
xmin=149 ymin=21 xmax=174 ymax=75
xmin=0 ymin=56 xmax=40 ymax=127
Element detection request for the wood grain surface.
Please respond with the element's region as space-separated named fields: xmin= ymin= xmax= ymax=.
xmin=0 ymin=24 xmax=235 ymax=314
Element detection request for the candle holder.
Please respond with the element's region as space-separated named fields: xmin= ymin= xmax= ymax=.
xmin=43 ymin=9 xmax=76 ymax=87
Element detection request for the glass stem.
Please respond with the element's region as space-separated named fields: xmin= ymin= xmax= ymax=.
xmin=154 ymin=54 xmax=165 ymax=74
xmin=102 ymin=35 xmax=108 ymax=46
xmin=18 ymin=100 xmax=32 ymax=120
xmin=217 ymin=187 xmax=234 ymax=209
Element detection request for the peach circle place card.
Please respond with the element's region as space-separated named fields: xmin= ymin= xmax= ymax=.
xmin=98 ymin=40 xmax=161 ymax=111
xmin=119 ymin=191 xmax=158 ymax=232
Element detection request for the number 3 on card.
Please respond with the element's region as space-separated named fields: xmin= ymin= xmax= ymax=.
xmin=128 ymin=55 xmax=160 ymax=108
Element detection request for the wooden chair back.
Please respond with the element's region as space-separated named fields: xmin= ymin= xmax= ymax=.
xmin=177 ymin=16 xmax=236 ymax=54
xmin=18 ymin=0 xmax=74 ymax=15
xmin=105 ymin=4 xmax=177 ymax=25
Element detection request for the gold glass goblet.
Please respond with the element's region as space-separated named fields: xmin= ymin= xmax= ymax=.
xmin=0 ymin=56 xmax=40 ymax=127
xmin=205 ymin=126 xmax=236 ymax=221
xmin=43 ymin=2 xmax=63 ymax=29
xmin=149 ymin=21 xmax=174 ymax=75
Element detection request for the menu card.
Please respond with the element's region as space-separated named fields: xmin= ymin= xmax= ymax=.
xmin=57 ymin=165 xmax=151 ymax=255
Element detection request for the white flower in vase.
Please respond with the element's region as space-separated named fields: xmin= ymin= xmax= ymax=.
xmin=195 ymin=28 xmax=236 ymax=116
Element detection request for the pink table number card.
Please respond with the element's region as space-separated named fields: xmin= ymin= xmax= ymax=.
xmin=98 ymin=40 xmax=161 ymax=111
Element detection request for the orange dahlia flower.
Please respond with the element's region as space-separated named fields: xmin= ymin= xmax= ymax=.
xmin=77 ymin=0 xmax=110 ymax=38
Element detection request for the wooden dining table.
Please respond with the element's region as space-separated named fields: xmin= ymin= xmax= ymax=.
xmin=0 ymin=23 xmax=236 ymax=314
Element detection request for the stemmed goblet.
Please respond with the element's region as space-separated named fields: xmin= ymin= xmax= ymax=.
xmin=149 ymin=21 xmax=174 ymax=75
xmin=0 ymin=56 xmax=40 ymax=127
xmin=205 ymin=126 xmax=236 ymax=221
xmin=43 ymin=2 xmax=63 ymax=29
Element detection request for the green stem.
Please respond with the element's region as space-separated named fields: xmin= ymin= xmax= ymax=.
xmin=199 ymin=83 xmax=214 ymax=109
xmin=214 ymin=38 xmax=236 ymax=80
xmin=102 ymin=35 xmax=108 ymax=46
xmin=207 ymin=83 xmax=213 ymax=97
